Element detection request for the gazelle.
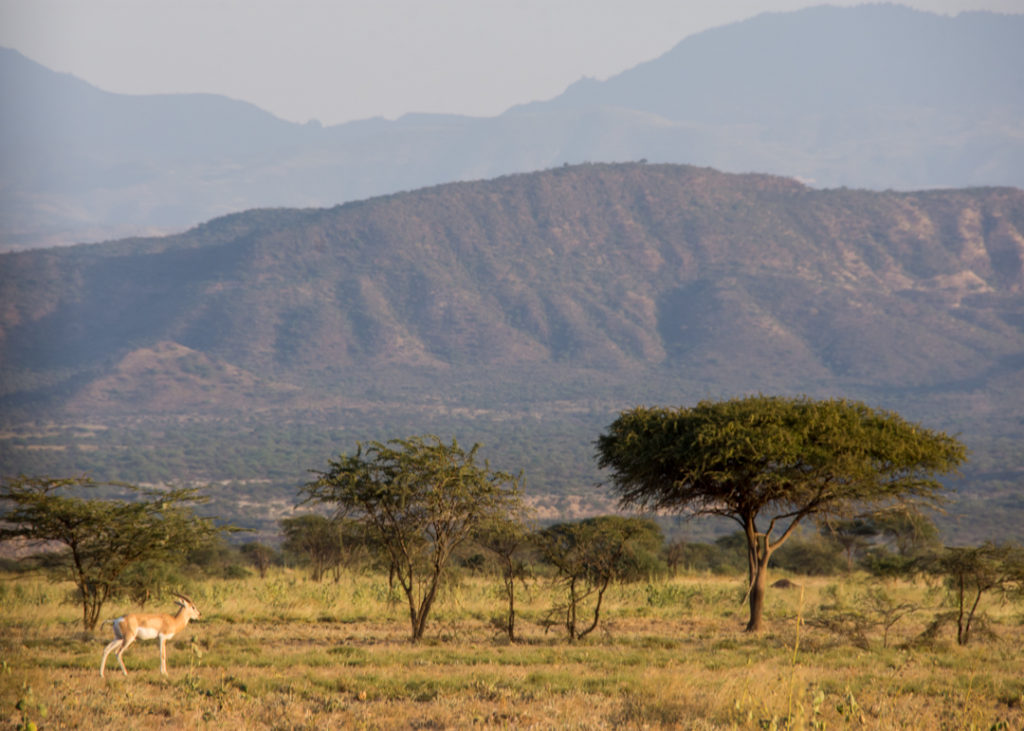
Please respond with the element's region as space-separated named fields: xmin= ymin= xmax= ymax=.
xmin=100 ymin=593 xmax=201 ymax=677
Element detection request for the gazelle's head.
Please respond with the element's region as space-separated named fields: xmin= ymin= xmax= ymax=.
xmin=173 ymin=593 xmax=201 ymax=621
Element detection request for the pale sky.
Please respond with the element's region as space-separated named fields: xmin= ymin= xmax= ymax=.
xmin=1 ymin=0 xmax=1021 ymax=126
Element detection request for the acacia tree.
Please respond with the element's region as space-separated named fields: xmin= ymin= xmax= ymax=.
xmin=821 ymin=517 xmax=879 ymax=571
xmin=474 ymin=507 xmax=533 ymax=642
xmin=280 ymin=514 xmax=359 ymax=582
xmin=300 ymin=435 xmax=522 ymax=641
xmin=239 ymin=541 xmax=277 ymax=579
xmin=537 ymin=516 xmax=663 ymax=641
xmin=871 ymin=508 xmax=941 ymax=558
xmin=923 ymin=543 xmax=1024 ymax=645
xmin=596 ymin=396 xmax=966 ymax=632
xmin=0 ymin=476 xmax=219 ymax=632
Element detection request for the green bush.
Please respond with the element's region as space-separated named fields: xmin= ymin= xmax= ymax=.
xmin=772 ymin=536 xmax=846 ymax=576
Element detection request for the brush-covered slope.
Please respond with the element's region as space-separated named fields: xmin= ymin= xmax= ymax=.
xmin=2 ymin=162 xmax=1022 ymax=420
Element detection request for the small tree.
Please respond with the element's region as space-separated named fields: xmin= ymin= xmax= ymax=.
xmin=280 ymin=514 xmax=352 ymax=582
xmin=474 ymin=506 xmax=533 ymax=641
xmin=820 ymin=517 xmax=879 ymax=571
xmin=923 ymin=543 xmax=1024 ymax=645
xmin=772 ymin=532 xmax=846 ymax=576
xmin=813 ymin=584 xmax=919 ymax=649
xmin=239 ymin=541 xmax=277 ymax=579
xmin=120 ymin=558 xmax=183 ymax=607
xmin=300 ymin=435 xmax=522 ymax=641
xmin=537 ymin=516 xmax=663 ymax=641
xmin=865 ymin=586 xmax=920 ymax=648
xmin=664 ymin=537 xmax=745 ymax=575
xmin=0 ymin=476 xmax=219 ymax=632
xmin=871 ymin=508 xmax=941 ymax=558
xmin=857 ymin=508 xmax=942 ymax=577
xmin=596 ymin=396 xmax=966 ymax=631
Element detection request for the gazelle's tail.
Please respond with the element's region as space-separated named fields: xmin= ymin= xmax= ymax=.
xmin=102 ymin=617 xmax=125 ymax=638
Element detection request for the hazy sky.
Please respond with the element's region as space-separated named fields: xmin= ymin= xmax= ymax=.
xmin=1 ymin=0 xmax=1020 ymax=126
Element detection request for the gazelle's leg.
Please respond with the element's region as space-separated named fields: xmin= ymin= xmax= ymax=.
xmin=100 ymin=639 xmax=122 ymax=677
xmin=159 ymin=636 xmax=168 ymax=675
xmin=115 ymin=635 xmax=135 ymax=676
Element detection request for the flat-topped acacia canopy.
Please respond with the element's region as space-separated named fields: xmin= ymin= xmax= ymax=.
xmin=596 ymin=395 xmax=967 ymax=631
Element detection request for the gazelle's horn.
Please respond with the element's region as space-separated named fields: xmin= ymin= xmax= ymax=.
xmin=172 ymin=592 xmax=195 ymax=606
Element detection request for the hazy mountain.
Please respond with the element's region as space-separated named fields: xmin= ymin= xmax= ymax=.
xmin=539 ymin=4 xmax=1024 ymax=122
xmin=2 ymin=4 xmax=1022 ymax=250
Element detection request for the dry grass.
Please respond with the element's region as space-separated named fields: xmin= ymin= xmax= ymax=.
xmin=2 ymin=569 xmax=1022 ymax=729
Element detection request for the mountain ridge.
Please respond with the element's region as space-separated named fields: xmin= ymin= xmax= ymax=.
xmin=3 ymin=4 xmax=1023 ymax=249
xmin=540 ymin=6 xmax=1024 ymax=119
xmin=2 ymin=162 xmax=1022 ymax=405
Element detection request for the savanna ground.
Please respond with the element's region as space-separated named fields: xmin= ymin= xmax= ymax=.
xmin=2 ymin=569 xmax=1022 ymax=730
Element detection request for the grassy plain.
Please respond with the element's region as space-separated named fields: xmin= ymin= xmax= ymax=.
xmin=2 ymin=569 xmax=1022 ymax=729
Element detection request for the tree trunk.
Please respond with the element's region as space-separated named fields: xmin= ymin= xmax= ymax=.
xmin=414 ymin=591 xmax=436 ymax=641
xmin=955 ymin=576 xmax=968 ymax=645
xmin=412 ymin=610 xmax=426 ymax=641
xmin=504 ymin=573 xmax=516 ymax=641
xmin=401 ymin=573 xmax=420 ymax=640
xmin=81 ymin=581 xmax=107 ymax=633
xmin=85 ymin=595 xmax=102 ymax=633
xmin=960 ymin=586 xmax=984 ymax=646
xmin=742 ymin=514 xmax=769 ymax=633
xmin=410 ymin=571 xmax=442 ymax=641
xmin=576 ymin=577 xmax=610 ymax=640
xmin=566 ymin=576 xmax=579 ymax=640
xmin=746 ymin=557 xmax=769 ymax=632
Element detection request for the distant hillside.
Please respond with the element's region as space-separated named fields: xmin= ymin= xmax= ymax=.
xmin=2 ymin=161 xmax=1022 ymax=408
xmin=2 ymin=162 xmax=1023 ymax=540
xmin=3 ymin=4 xmax=1022 ymax=249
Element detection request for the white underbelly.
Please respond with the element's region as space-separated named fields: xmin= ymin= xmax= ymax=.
xmin=135 ymin=627 xmax=160 ymax=641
